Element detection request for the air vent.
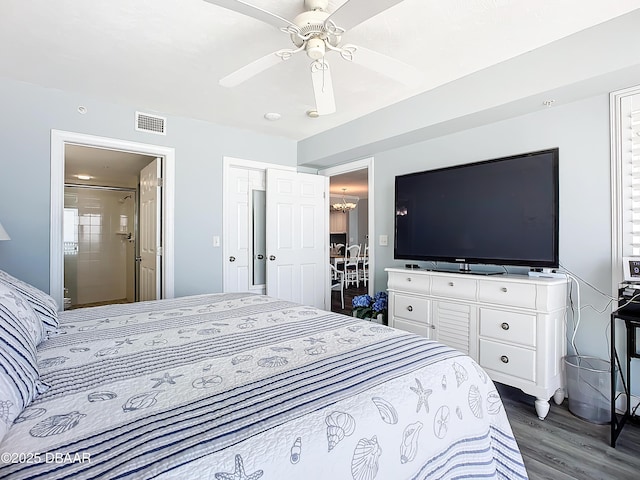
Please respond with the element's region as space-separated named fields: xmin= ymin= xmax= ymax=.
xmin=135 ymin=112 xmax=166 ymax=135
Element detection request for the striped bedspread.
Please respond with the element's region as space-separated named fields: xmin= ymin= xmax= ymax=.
xmin=0 ymin=293 xmax=528 ymax=479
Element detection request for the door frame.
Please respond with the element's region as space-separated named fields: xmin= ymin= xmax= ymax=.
xmin=50 ymin=130 xmax=175 ymax=309
xmin=319 ymin=157 xmax=375 ymax=297
xmin=222 ymin=156 xmax=295 ymax=293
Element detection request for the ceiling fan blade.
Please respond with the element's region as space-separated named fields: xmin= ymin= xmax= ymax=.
xmin=311 ymin=60 xmax=336 ymax=116
xmin=203 ymin=0 xmax=296 ymax=30
xmin=324 ymin=0 xmax=404 ymax=31
xmin=220 ymin=49 xmax=297 ymax=87
xmin=341 ymin=44 xmax=422 ymax=86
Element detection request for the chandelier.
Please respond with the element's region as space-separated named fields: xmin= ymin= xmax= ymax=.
xmin=331 ymin=188 xmax=358 ymax=213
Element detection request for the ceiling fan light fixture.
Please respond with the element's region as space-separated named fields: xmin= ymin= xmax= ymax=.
xmin=305 ymin=38 xmax=326 ymax=60
xmin=210 ymin=0 xmax=415 ymax=114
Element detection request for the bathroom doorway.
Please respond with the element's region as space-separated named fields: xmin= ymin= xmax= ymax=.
xmin=62 ymin=143 xmax=157 ymax=309
xmin=50 ymin=130 xmax=175 ymax=310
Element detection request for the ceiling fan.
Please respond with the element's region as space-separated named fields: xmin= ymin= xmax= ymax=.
xmin=203 ymin=0 xmax=421 ymax=116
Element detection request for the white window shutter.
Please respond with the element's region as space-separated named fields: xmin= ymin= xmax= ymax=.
xmin=626 ymin=107 xmax=640 ymax=255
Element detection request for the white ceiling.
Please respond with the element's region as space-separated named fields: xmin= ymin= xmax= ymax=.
xmin=65 ymin=145 xmax=155 ymax=188
xmin=2 ymin=0 xmax=639 ymax=141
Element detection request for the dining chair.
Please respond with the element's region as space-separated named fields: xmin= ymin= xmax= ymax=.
xmin=359 ymin=244 xmax=369 ymax=286
xmin=359 ymin=256 xmax=369 ymax=287
xmin=344 ymin=244 xmax=361 ymax=288
xmin=330 ymin=263 xmax=345 ymax=308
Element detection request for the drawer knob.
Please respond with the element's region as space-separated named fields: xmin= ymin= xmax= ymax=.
xmin=406 ymin=277 xmax=412 ymax=282
xmin=407 ymin=305 xmax=413 ymax=312
xmin=501 ymin=322 xmax=510 ymax=331
xmin=500 ymin=355 xmax=509 ymax=364
xmin=501 ymin=287 xmax=508 ymax=292
xmin=448 ymin=282 xmax=454 ymax=287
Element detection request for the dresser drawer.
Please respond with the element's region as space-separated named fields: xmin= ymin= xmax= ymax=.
xmin=431 ymin=276 xmax=476 ymax=300
xmin=387 ymin=271 xmax=431 ymax=295
xmin=478 ymin=281 xmax=536 ymax=309
xmin=479 ymin=308 xmax=536 ymax=347
xmin=393 ymin=317 xmax=435 ymax=339
xmin=479 ymin=339 xmax=535 ymax=382
xmin=393 ymin=294 xmax=429 ymax=323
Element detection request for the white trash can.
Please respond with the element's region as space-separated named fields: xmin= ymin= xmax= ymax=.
xmin=564 ymin=355 xmax=616 ymax=424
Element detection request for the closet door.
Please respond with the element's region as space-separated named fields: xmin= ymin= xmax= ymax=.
xmin=224 ymin=166 xmax=265 ymax=294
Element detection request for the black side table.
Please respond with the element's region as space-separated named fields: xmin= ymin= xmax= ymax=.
xmin=610 ymin=311 xmax=640 ymax=447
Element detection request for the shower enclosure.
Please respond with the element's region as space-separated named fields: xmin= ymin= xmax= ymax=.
xmin=63 ymin=186 xmax=137 ymax=308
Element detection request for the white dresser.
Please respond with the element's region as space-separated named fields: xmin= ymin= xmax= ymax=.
xmin=386 ymin=267 xmax=567 ymax=419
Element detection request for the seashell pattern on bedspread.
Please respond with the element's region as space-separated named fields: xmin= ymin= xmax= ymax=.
xmin=0 ymin=293 xmax=528 ymax=480
xmin=29 ymin=411 xmax=86 ymax=437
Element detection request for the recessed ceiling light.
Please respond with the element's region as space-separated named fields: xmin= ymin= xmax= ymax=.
xmin=263 ymin=112 xmax=281 ymax=121
xmin=306 ymin=110 xmax=319 ymax=118
xmin=76 ymin=174 xmax=92 ymax=180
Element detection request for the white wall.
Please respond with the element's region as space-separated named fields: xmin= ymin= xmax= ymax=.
xmin=0 ymin=77 xmax=297 ymax=297
xmin=371 ymin=93 xmax=613 ymax=368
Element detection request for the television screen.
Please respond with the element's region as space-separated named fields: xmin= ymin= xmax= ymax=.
xmin=394 ymin=148 xmax=559 ymax=268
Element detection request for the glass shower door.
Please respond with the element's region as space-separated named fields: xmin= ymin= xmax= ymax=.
xmin=63 ymin=186 xmax=136 ymax=308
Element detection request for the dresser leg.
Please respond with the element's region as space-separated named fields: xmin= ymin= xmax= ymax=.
xmin=535 ymin=398 xmax=550 ymax=420
xmin=553 ymin=388 xmax=565 ymax=405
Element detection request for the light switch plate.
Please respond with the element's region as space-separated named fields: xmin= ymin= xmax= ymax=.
xmin=379 ymin=234 xmax=388 ymax=246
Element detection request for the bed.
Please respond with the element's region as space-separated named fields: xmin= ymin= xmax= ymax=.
xmin=0 ymin=275 xmax=528 ymax=479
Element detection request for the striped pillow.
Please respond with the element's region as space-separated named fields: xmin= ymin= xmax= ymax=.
xmin=0 ymin=269 xmax=59 ymax=340
xmin=0 ymin=286 xmax=45 ymax=346
xmin=0 ymin=282 xmax=49 ymax=442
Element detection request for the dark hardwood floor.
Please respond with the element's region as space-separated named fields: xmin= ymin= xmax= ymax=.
xmin=498 ymin=383 xmax=640 ymax=480
xmin=331 ymin=283 xmax=368 ymax=316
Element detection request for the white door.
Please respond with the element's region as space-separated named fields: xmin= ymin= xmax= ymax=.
xmin=266 ymin=169 xmax=328 ymax=308
xmin=224 ymin=166 xmax=266 ymax=294
xmin=139 ymin=158 xmax=162 ymax=301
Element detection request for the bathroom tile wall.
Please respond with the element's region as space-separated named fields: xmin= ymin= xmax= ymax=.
xmin=64 ymin=187 xmax=135 ymax=306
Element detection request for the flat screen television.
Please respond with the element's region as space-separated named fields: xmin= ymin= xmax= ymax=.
xmin=394 ymin=148 xmax=559 ymax=269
